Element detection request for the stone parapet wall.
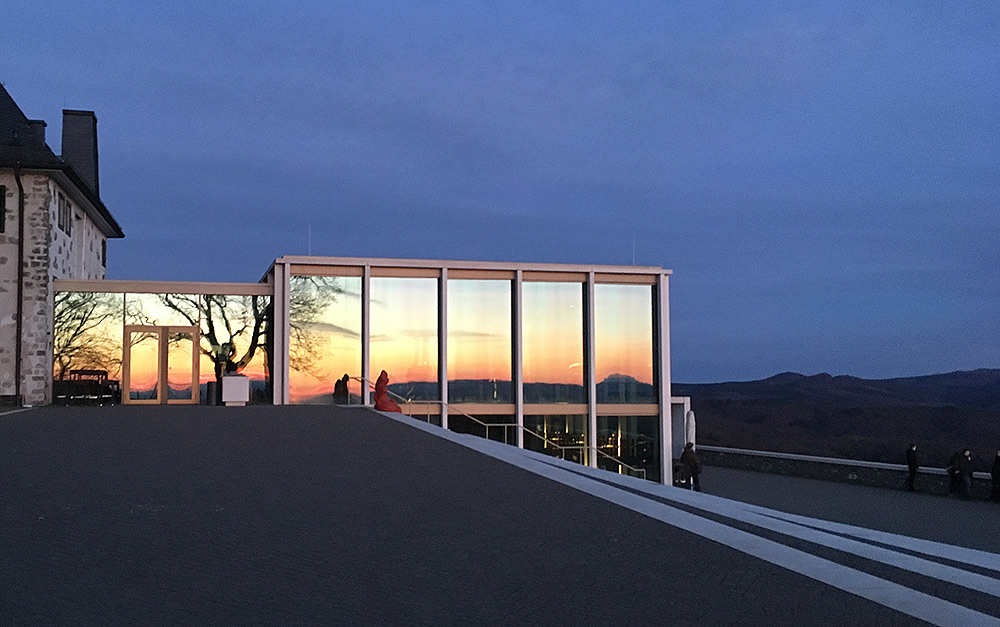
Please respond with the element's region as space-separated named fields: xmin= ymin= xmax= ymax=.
xmin=698 ymin=445 xmax=994 ymax=500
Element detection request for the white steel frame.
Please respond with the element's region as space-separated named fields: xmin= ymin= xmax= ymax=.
xmin=276 ymin=256 xmax=673 ymax=483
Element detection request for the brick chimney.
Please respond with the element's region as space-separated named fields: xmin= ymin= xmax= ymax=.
xmin=61 ymin=109 xmax=99 ymax=196
xmin=26 ymin=119 xmax=47 ymax=147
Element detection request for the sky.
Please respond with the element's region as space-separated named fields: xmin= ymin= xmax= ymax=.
xmin=4 ymin=1 xmax=999 ymax=383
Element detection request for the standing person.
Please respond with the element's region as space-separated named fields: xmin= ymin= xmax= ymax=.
xmin=680 ymin=442 xmax=702 ymax=492
xmin=905 ymin=443 xmax=919 ymax=492
xmin=956 ymin=448 xmax=974 ymax=501
xmin=948 ymin=450 xmax=963 ymax=494
xmin=331 ymin=376 xmax=347 ymax=404
xmin=991 ymin=450 xmax=1000 ymax=503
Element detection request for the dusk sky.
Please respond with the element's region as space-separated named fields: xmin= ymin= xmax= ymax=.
xmin=4 ymin=2 xmax=998 ymax=383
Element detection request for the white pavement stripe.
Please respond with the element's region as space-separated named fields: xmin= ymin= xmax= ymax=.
xmin=381 ymin=415 xmax=1000 ymax=627
xmin=528 ymin=448 xmax=1000 ymax=570
xmin=528 ymin=456 xmax=1000 ymax=597
xmin=0 ymin=408 xmax=32 ymax=417
xmin=758 ymin=510 xmax=1000 ymax=574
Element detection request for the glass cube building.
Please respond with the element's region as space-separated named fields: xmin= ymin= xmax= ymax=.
xmin=54 ymin=255 xmax=689 ymax=483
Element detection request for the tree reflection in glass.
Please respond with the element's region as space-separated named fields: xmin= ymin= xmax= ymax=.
xmin=53 ymin=291 xmax=124 ymax=382
xmin=288 ymin=275 xmax=360 ymax=404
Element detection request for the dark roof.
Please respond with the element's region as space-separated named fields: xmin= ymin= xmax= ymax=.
xmin=0 ymin=84 xmax=124 ymax=238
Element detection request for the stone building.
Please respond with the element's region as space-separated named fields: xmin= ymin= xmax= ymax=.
xmin=0 ymin=85 xmax=124 ymax=405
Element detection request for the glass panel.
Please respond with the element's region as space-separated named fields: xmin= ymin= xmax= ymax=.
xmin=447 ymin=279 xmax=512 ymax=403
xmin=598 ymin=415 xmax=660 ymax=482
xmin=523 ymin=414 xmax=588 ymax=465
xmin=522 ymin=282 xmax=585 ymax=403
xmin=288 ymin=276 xmax=362 ymax=404
xmin=167 ymin=330 xmax=195 ymax=401
xmin=125 ymin=293 xmax=200 ymax=327
xmin=52 ymin=291 xmax=124 ymax=382
xmin=370 ymin=277 xmax=439 ymax=400
xmin=594 ymin=284 xmax=655 ymax=403
xmin=448 ymin=413 xmax=516 ymax=445
xmin=128 ymin=330 xmax=159 ymax=400
xmin=198 ymin=294 xmax=273 ymax=404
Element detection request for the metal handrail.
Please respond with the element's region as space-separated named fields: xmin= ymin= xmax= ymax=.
xmin=351 ymin=376 xmax=647 ymax=480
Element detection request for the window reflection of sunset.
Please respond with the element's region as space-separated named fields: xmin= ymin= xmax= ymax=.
xmin=447 ymin=280 xmax=511 ymax=382
xmin=594 ymin=284 xmax=653 ymax=384
xmin=370 ymin=277 xmax=438 ymax=387
xmin=522 ymin=282 xmax=584 ymax=386
xmin=288 ymin=276 xmax=362 ymax=403
xmin=129 ymin=332 xmax=159 ymax=395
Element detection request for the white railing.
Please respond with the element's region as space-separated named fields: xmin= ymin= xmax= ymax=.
xmin=351 ymin=376 xmax=647 ymax=480
xmin=696 ymin=445 xmax=992 ymax=480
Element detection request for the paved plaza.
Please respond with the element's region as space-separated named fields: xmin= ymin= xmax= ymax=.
xmin=1 ymin=405 xmax=998 ymax=626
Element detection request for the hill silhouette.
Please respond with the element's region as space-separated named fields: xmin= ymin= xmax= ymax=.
xmin=673 ymin=369 xmax=1000 ymax=470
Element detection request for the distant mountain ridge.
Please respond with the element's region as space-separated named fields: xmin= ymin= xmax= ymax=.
xmin=672 ymin=369 xmax=1000 ymax=469
xmin=674 ymin=369 xmax=1000 ymax=411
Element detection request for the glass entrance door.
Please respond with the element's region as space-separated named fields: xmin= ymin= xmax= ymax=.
xmin=123 ymin=325 xmax=200 ymax=404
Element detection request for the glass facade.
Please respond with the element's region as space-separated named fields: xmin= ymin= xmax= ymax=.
xmin=52 ymin=291 xmax=124 ymax=383
xmin=522 ymin=281 xmax=585 ymax=403
xmin=598 ymin=415 xmax=660 ymax=482
xmin=524 ymin=414 xmax=588 ymax=464
xmin=594 ymin=283 xmax=656 ymax=403
xmin=288 ymin=275 xmax=362 ymax=404
xmin=52 ymin=261 xmax=671 ymax=481
xmin=370 ymin=277 xmax=439 ymax=400
xmin=447 ymin=279 xmax=512 ymax=403
xmin=53 ymin=290 xmax=272 ymax=405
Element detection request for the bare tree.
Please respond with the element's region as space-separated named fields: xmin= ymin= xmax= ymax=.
xmin=158 ymin=293 xmax=272 ymax=384
xmin=52 ymin=291 xmax=124 ymax=380
xmin=288 ymin=276 xmax=347 ymax=376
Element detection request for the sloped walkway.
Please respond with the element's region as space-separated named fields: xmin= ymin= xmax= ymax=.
xmin=1 ymin=406 xmax=997 ymax=626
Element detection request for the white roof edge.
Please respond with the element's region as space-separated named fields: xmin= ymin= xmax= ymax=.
xmin=274 ymin=255 xmax=672 ymax=274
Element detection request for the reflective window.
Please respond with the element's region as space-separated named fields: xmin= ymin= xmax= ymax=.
xmin=594 ymin=284 xmax=655 ymax=403
xmin=124 ymin=292 xmax=272 ymax=404
xmin=524 ymin=414 xmax=588 ymax=465
xmin=288 ymin=276 xmax=361 ymax=404
xmin=125 ymin=293 xmax=199 ymax=326
xmin=52 ymin=291 xmax=123 ymax=382
xmin=598 ymin=415 xmax=660 ymax=482
xmin=447 ymin=279 xmax=512 ymax=403
xmin=522 ymin=282 xmax=584 ymax=403
xmin=199 ymin=294 xmax=272 ymax=404
xmin=370 ymin=277 xmax=439 ymax=400
xmin=128 ymin=328 xmax=160 ymax=400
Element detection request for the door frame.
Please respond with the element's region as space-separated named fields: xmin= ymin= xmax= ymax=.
xmin=122 ymin=325 xmax=200 ymax=405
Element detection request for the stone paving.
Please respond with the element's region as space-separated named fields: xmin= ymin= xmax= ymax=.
xmin=702 ymin=465 xmax=1000 ymax=553
xmin=0 ymin=405 xmax=995 ymax=626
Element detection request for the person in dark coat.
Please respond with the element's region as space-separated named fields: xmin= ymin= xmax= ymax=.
xmin=955 ymin=448 xmax=974 ymax=501
xmin=332 ymin=374 xmax=350 ymax=404
xmin=991 ymin=450 xmax=1000 ymax=503
xmin=905 ymin=443 xmax=919 ymax=492
xmin=948 ymin=450 xmax=963 ymax=494
xmin=680 ymin=442 xmax=702 ymax=492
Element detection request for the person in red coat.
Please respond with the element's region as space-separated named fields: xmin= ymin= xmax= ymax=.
xmin=373 ymin=370 xmax=402 ymax=413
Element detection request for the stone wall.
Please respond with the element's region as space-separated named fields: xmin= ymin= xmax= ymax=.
xmin=0 ymin=176 xmax=17 ymax=400
xmin=698 ymin=445 xmax=994 ymax=500
xmin=20 ymin=173 xmax=55 ymax=405
xmin=0 ymin=171 xmax=108 ymax=405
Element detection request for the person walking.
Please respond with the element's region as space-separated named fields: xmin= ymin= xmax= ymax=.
xmin=991 ymin=450 xmax=1000 ymax=503
xmin=955 ymin=448 xmax=974 ymax=501
xmin=905 ymin=443 xmax=919 ymax=492
xmin=680 ymin=442 xmax=702 ymax=492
